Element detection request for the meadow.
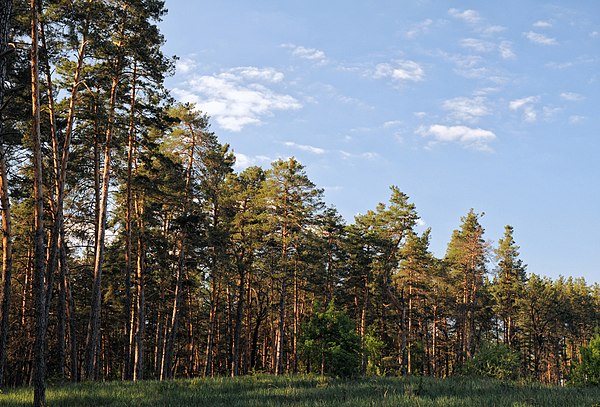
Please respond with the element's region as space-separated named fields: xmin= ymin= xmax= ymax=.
xmin=2 ymin=375 xmax=600 ymax=407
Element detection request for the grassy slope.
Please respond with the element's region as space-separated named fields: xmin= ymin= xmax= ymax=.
xmin=2 ymin=375 xmax=600 ymax=407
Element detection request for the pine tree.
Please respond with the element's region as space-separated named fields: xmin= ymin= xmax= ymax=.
xmin=492 ymin=225 xmax=526 ymax=348
xmin=445 ymin=209 xmax=488 ymax=365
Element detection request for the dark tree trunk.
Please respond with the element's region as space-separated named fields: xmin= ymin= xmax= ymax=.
xmin=31 ymin=0 xmax=48 ymax=404
xmin=0 ymin=0 xmax=13 ymax=388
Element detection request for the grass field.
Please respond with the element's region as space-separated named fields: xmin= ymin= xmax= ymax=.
xmin=2 ymin=374 xmax=600 ymax=407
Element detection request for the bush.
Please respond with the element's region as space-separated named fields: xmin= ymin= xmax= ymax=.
xmin=571 ymin=334 xmax=600 ymax=386
xmin=464 ymin=341 xmax=520 ymax=380
xmin=299 ymin=301 xmax=361 ymax=377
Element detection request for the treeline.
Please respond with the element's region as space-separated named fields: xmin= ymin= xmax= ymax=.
xmin=1 ymin=0 xmax=600 ymax=405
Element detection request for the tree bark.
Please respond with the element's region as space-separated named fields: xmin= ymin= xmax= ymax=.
xmin=31 ymin=0 xmax=48 ymax=404
xmin=83 ymin=7 xmax=126 ymax=379
xmin=133 ymin=198 xmax=145 ymax=382
xmin=163 ymin=121 xmax=196 ymax=380
xmin=0 ymin=0 xmax=13 ymax=388
xmin=123 ymin=61 xmax=137 ymax=381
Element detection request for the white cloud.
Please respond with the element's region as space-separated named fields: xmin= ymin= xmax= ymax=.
xmin=448 ymin=8 xmax=481 ymax=24
xmin=448 ymin=54 xmax=489 ymax=79
xmin=524 ymin=31 xmax=558 ymax=45
xmin=406 ymin=19 xmax=433 ymax=38
xmin=361 ymin=152 xmax=380 ymax=159
xmin=591 ymin=31 xmax=599 ymax=38
xmin=569 ymin=115 xmax=586 ymax=124
xmin=339 ymin=151 xmax=380 ymax=160
xmin=442 ymin=96 xmax=490 ymax=123
xmin=418 ymin=124 xmax=496 ymax=152
xmin=374 ymin=60 xmax=425 ymax=83
xmin=176 ymin=58 xmax=197 ymax=75
xmin=284 ymin=141 xmax=326 ymax=155
xmin=499 ymin=41 xmax=516 ymax=59
xmin=533 ymin=20 xmax=552 ymax=28
xmin=448 ymin=8 xmax=504 ymax=36
xmin=283 ymin=44 xmax=327 ymax=64
xmin=173 ymin=67 xmax=301 ymax=132
xmin=234 ymin=153 xmax=271 ymax=170
xmin=509 ymin=96 xmax=539 ymax=111
xmin=509 ymin=96 xmax=540 ymax=122
xmin=383 ymin=120 xmax=403 ymax=128
xmin=228 ymin=67 xmax=284 ymax=83
xmin=482 ymin=25 xmax=506 ymax=35
xmin=560 ymin=92 xmax=584 ymax=101
xmin=460 ymin=38 xmax=495 ymax=53
xmin=542 ymin=106 xmax=562 ymax=119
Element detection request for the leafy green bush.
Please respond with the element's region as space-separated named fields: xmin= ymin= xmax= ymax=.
xmin=571 ymin=334 xmax=600 ymax=386
xmin=464 ymin=341 xmax=520 ymax=380
xmin=364 ymin=327 xmax=385 ymax=376
xmin=299 ymin=302 xmax=361 ymax=377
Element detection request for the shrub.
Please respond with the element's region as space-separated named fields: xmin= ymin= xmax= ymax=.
xmin=571 ymin=334 xmax=600 ymax=386
xmin=299 ymin=301 xmax=361 ymax=377
xmin=465 ymin=341 xmax=520 ymax=380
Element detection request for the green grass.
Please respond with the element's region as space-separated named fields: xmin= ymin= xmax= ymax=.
xmin=2 ymin=375 xmax=600 ymax=407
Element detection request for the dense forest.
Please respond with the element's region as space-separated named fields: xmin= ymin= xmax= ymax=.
xmin=1 ymin=1 xmax=600 ymax=405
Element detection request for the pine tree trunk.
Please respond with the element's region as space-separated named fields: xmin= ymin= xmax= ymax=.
xmin=83 ymin=6 xmax=126 ymax=379
xmin=0 ymin=148 xmax=12 ymax=387
xmin=31 ymin=1 xmax=48 ymax=403
xmin=0 ymin=0 xmax=13 ymax=385
xmin=231 ymin=259 xmax=245 ymax=376
xmin=61 ymin=233 xmax=78 ymax=382
xmin=133 ymin=201 xmax=145 ymax=382
xmin=123 ymin=61 xmax=136 ymax=381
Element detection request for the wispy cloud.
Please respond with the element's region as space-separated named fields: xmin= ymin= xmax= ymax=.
xmin=339 ymin=151 xmax=380 ymax=160
xmin=448 ymin=8 xmax=504 ymax=35
xmin=406 ymin=19 xmax=433 ymax=38
xmin=284 ymin=141 xmax=326 ymax=155
xmin=569 ymin=115 xmax=586 ymax=124
xmin=383 ymin=120 xmax=403 ymax=128
xmin=448 ymin=8 xmax=481 ymax=24
xmin=444 ymin=53 xmax=490 ymax=79
xmin=560 ymin=92 xmax=584 ymax=101
xmin=499 ymin=41 xmax=516 ymax=59
xmin=283 ymin=44 xmax=328 ymax=64
xmin=176 ymin=58 xmax=197 ymax=75
xmin=459 ymin=38 xmax=516 ymax=60
xmin=173 ymin=67 xmax=301 ymax=132
xmin=524 ymin=31 xmax=558 ymax=45
xmin=417 ymin=124 xmax=496 ymax=152
xmin=373 ymin=60 xmax=425 ymax=83
xmin=509 ymin=96 xmax=540 ymax=122
xmin=442 ymin=96 xmax=490 ymax=123
xmin=533 ymin=20 xmax=552 ymax=28
xmin=460 ymin=38 xmax=495 ymax=53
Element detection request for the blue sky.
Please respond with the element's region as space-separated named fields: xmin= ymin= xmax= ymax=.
xmin=159 ymin=1 xmax=600 ymax=283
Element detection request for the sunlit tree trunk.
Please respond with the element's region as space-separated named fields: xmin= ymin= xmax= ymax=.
xmin=133 ymin=197 xmax=145 ymax=382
